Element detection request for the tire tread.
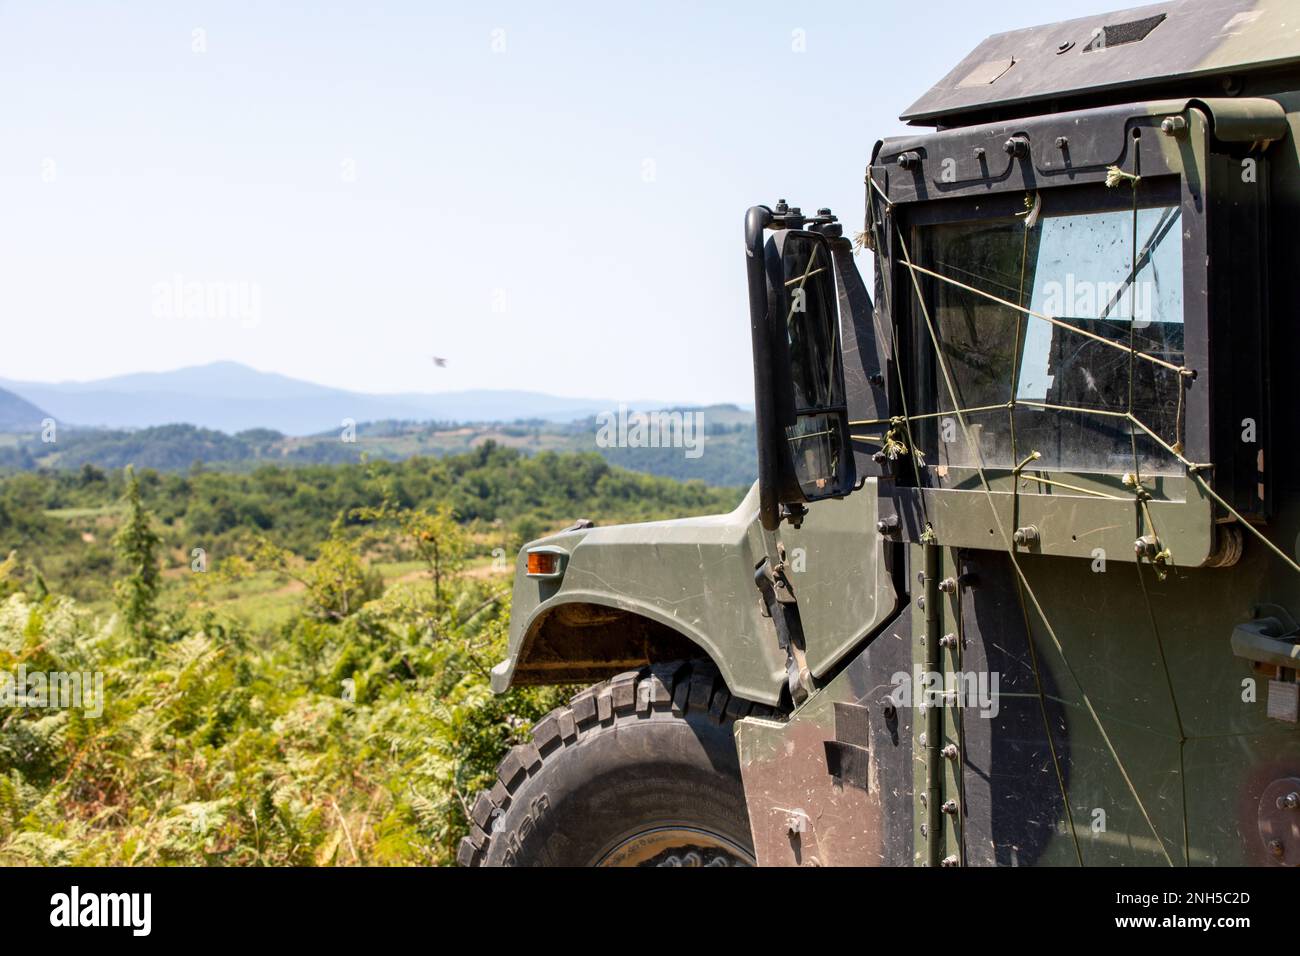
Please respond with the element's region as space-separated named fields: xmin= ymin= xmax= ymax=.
xmin=457 ymin=660 xmax=774 ymax=867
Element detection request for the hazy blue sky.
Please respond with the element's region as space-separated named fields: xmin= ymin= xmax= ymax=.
xmin=0 ymin=0 xmax=1090 ymax=404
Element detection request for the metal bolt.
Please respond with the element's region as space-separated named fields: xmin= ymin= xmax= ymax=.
xmin=939 ymin=633 xmax=958 ymax=648
xmin=1134 ymin=535 xmax=1159 ymax=559
xmin=1160 ymin=115 xmax=1187 ymax=136
xmin=941 ymin=799 xmax=959 ymax=815
xmin=941 ymin=744 xmax=958 ymax=760
xmin=1277 ymin=791 xmax=1300 ymax=810
xmin=896 ymin=151 xmax=921 ymax=170
xmin=1003 ymin=135 xmax=1029 ymax=158
xmin=941 ymin=855 xmax=960 ymax=867
xmin=1055 ymin=136 xmax=1068 ymax=149
xmin=938 ymin=577 xmax=957 ymax=594
xmin=1012 ymin=526 xmax=1039 ymax=547
xmin=1270 ymin=839 xmax=1285 ymax=859
xmin=877 ymin=515 xmax=900 ymax=535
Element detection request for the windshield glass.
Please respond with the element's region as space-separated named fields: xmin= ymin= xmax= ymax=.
xmin=918 ymin=201 xmax=1184 ymax=475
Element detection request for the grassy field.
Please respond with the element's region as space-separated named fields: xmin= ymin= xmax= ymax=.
xmin=162 ymin=557 xmax=513 ymax=632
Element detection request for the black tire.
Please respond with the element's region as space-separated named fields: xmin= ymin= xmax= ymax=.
xmin=457 ymin=660 xmax=775 ymax=867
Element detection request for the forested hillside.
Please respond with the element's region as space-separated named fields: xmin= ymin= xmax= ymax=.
xmin=0 ymin=407 xmax=758 ymax=488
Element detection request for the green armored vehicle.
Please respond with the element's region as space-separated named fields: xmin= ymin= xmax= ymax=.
xmin=460 ymin=0 xmax=1300 ymax=867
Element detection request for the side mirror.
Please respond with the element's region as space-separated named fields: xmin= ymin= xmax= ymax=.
xmin=746 ymin=206 xmax=856 ymax=530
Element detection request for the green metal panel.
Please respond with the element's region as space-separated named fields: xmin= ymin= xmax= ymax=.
xmin=493 ymin=481 xmax=896 ymax=706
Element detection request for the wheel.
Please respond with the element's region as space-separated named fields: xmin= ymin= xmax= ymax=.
xmin=457 ymin=660 xmax=775 ymax=867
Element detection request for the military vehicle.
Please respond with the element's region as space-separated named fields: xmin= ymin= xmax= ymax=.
xmin=459 ymin=0 xmax=1300 ymax=867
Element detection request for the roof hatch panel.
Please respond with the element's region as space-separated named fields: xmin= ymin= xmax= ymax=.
xmin=901 ymin=0 xmax=1300 ymax=126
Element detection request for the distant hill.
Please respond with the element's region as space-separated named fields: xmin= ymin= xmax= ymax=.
xmin=0 ymin=386 xmax=50 ymax=431
xmin=0 ymin=361 xmax=680 ymax=435
xmin=0 ymin=406 xmax=758 ymax=487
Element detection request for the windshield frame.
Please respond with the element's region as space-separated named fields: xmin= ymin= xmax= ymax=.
xmin=867 ymin=104 xmax=1217 ymax=564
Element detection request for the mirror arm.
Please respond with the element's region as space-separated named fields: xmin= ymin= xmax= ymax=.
xmin=746 ymin=205 xmax=782 ymax=531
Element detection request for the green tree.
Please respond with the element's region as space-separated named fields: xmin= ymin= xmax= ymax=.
xmin=113 ymin=465 xmax=162 ymax=644
xmin=353 ymin=502 xmax=467 ymax=610
xmin=252 ymin=532 xmax=382 ymax=622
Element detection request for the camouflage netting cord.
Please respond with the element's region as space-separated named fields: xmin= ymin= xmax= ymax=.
xmin=855 ymin=172 xmax=1300 ymax=578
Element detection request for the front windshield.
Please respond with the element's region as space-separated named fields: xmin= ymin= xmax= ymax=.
xmin=918 ymin=201 xmax=1184 ymax=475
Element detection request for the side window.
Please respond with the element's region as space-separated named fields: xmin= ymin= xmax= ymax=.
xmin=917 ymin=200 xmax=1185 ymax=476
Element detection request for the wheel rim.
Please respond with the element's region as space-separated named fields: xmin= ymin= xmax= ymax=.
xmin=596 ymin=826 xmax=755 ymax=867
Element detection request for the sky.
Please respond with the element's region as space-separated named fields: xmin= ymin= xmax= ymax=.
xmin=0 ymin=0 xmax=1092 ymax=405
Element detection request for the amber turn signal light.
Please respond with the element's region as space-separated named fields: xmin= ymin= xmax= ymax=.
xmin=526 ymin=551 xmax=560 ymax=577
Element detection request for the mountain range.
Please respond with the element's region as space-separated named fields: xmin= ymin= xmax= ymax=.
xmin=0 ymin=361 xmax=681 ymax=435
xmin=0 ymin=387 xmax=48 ymax=431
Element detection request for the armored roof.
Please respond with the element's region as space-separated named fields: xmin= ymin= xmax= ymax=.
xmin=902 ymin=0 xmax=1300 ymax=126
